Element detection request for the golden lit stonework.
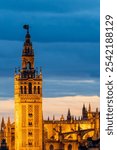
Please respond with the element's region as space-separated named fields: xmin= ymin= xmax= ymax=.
xmin=14 ymin=25 xmax=43 ymax=150
xmin=0 ymin=26 xmax=100 ymax=150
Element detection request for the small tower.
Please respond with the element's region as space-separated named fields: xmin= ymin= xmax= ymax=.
xmin=47 ymin=116 xmax=50 ymax=121
xmin=14 ymin=25 xmax=43 ymax=150
xmin=6 ymin=117 xmax=11 ymax=150
xmin=87 ymin=103 xmax=93 ymax=119
xmin=60 ymin=115 xmax=64 ymax=121
xmin=82 ymin=104 xmax=87 ymax=120
xmin=7 ymin=117 xmax=10 ymax=126
xmin=88 ymin=103 xmax=91 ymax=113
xmin=0 ymin=117 xmax=6 ymax=143
xmin=53 ymin=115 xmax=55 ymax=123
xmin=1 ymin=117 xmax=5 ymax=132
xmin=67 ymin=108 xmax=71 ymax=121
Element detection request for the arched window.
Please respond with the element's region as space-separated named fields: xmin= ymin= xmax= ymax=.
xmin=34 ymin=86 xmax=36 ymax=94
xmin=38 ymin=86 xmax=40 ymax=94
xmin=68 ymin=144 xmax=72 ymax=150
xmin=28 ymin=131 xmax=32 ymax=136
xmin=49 ymin=144 xmax=54 ymax=150
xmin=24 ymin=86 xmax=27 ymax=94
xmin=28 ymin=83 xmax=32 ymax=94
xmin=28 ymin=113 xmax=32 ymax=118
xmin=20 ymin=86 xmax=23 ymax=94
xmin=27 ymin=62 xmax=31 ymax=70
xmin=28 ymin=122 xmax=32 ymax=126
xmin=28 ymin=139 xmax=32 ymax=146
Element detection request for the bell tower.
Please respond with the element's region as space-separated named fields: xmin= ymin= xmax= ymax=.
xmin=14 ymin=25 xmax=43 ymax=150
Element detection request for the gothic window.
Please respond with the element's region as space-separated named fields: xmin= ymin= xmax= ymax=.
xmin=29 ymin=142 xmax=32 ymax=146
xmin=50 ymin=145 xmax=54 ymax=150
xmin=20 ymin=86 xmax=23 ymax=94
xmin=28 ymin=83 xmax=32 ymax=94
xmin=28 ymin=113 xmax=32 ymax=118
xmin=34 ymin=86 xmax=36 ymax=94
xmin=28 ymin=105 xmax=33 ymax=118
xmin=24 ymin=86 xmax=27 ymax=94
xmin=68 ymin=144 xmax=72 ymax=150
xmin=38 ymin=86 xmax=40 ymax=94
xmin=28 ymin=140 xmax=33 ymax=146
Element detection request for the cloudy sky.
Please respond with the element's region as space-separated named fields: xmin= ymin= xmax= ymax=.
xmin=0 ymin=0 xmax=100 ymax=121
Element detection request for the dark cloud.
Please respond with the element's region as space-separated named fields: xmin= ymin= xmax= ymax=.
xmin=0 ymin=0 xmax=99 ymax=42
xmin=0 ymin=40 xmax=99 ymax=78
xmin=0 ymin=12 xmax=99 ymax=42
xmin=0 ymin=0 xmax=99 ymax=13
xmin=0 ymin=76 xmax=99 ymax=99
xmin=0 ymin=0 xmax=100 ymax=98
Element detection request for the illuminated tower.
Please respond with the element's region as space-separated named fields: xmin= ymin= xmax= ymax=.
xmin=14 ymin=25 xmax=43 ymax=150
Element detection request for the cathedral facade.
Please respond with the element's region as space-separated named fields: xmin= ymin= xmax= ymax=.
xmin=0 ymin=27 xmax=100 ymax=150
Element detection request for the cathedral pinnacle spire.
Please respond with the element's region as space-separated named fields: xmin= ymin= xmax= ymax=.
xmin=88 ymin=103 xmax=91 ymax=112
xmin=7 ymin=117 xmax=11 ymax=125
xmin=67 ymin=108 xmax=71 ymax=121
xmin=1 ymin=117 xmax=5 ymax=131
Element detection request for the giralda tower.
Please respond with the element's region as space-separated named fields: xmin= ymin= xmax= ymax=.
xmin=14 ymin=25 xmax=43 ymax=150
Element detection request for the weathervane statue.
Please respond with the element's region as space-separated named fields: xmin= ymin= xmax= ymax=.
xmin=23 ymin=24 xmax=29 ymax=33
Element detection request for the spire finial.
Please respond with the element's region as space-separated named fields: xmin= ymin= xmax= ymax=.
xmin=23 ymin=24 xmax=29 ymax=33
xmin=68 ymin=108 xmax=71 ymax=116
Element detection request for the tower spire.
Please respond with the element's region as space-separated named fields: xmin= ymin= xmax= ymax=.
xmin=1 ymin=117 xmax=5 ymax=131
xmin=22 ymin=24 xmax=34 ymax=56
xmin=7 ymin=117 xmax=11 ymax=125
xmin=15 ymin=26 xmax=43 ymax=149
xmin=67 ymin=108 xmax=71 ymax=121
xmin=21 ymin=25 xmax=35 ymax=79
xmin=88 ymin=103 xmax=91 ymax=112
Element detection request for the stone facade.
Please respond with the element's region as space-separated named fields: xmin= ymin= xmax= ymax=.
xmin=0 ymin=107 xmax=100 ymax=150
